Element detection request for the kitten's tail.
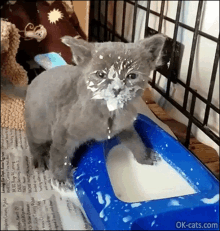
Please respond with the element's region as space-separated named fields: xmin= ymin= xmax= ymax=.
xmin=1 ymin=77 xmax=27 ymax=100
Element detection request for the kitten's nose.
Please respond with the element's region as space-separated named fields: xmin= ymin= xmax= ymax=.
xmin=113 ymin=88 xmax=121 ymax=96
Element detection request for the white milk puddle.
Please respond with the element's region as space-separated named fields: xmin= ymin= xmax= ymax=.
xmin=106 ymin=145 xmax=196 ymax=202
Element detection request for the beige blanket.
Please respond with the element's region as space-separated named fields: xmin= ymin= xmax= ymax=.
xmin=1 ymin=19 xmax=28 ymax=130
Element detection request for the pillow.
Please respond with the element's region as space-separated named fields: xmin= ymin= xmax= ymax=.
xmin=1 ymin=0 xmax=82 ymax=64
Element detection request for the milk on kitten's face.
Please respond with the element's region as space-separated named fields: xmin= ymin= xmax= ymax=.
xmin=84 ymin=42 xmax=152 ymax=112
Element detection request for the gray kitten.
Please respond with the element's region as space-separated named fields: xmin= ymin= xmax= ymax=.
xmin=3 ymin=34 xmax=166 ymax=186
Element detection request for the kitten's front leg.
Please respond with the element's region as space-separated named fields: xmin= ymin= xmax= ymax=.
xmin=49 ymin=144 xmax=72 ymax=184
xmin=49 ymin=127 xmax=78 ymax=187
xmin=118 ymin=126 xmax=160 ymax=165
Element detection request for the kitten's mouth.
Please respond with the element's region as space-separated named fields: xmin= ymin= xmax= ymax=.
xmin=91 ymin=87 xmax=142 ymax=111
xmin=106 ymin=97 xmax=125 ymax=111
xmin=105 ymin=91 xmax=138 ymax=111
xmin=88 ymin=77 xmax=142 ymax=111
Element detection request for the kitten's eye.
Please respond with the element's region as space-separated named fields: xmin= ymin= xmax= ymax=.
xmin=96 ymin=71 xmax=106 ymax=78
xmin=127 ymin=73 xmax=137 ymax=79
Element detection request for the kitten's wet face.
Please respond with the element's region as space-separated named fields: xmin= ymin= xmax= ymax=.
xmin=61 ymin=35 xmax=165 ymax=112
xmin=85 ymin=43 xmax=150 ymax=111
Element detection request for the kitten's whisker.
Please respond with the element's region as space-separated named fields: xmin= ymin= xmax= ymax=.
xmin=90 ymin=70 xmax=98 ymax=75
xmin=97 ymin=79 xmax=106 ymax=85
xmin=134 ymin=71 xmax=149 ymax=76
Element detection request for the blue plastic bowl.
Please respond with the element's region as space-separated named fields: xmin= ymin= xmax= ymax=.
xmin=73 ymin=114 xmax=219 ymax=230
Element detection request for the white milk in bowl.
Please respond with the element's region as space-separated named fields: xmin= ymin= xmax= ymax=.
xmin=106 ymin=144 xmax=196 ymax=203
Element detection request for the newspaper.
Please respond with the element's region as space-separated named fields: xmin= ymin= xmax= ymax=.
xmin=1 ymin=128 xmax=91 ymax=231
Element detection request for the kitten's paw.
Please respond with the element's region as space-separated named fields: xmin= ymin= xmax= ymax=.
xmin=136 ymin=156 xmax=154 ymax=165
xmin=32 ymin=156 xmax=49 ymax=171
xmin=51 ymin=178 xmax=74 ymax=194
xmin=51 ymin=164 xmax=74 ymax=188
xmin=150 ymin=151 xmax=161 ymax=163
xmin=135 ymin=149 xmax=161 ymax=165
xmin=51 ymin=172 xmax=67 ymax=186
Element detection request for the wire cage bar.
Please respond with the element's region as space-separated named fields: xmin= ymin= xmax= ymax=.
xmin=165 ymin=0 xmax=182 ymax=97
xmin=89 ymin=0 xmax=220 ymax=149
xmin=182 ymin=0 xmax=203 ymax=110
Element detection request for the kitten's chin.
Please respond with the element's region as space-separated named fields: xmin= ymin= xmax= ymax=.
xmin=92 ymin=96 xmax=139 ymax=113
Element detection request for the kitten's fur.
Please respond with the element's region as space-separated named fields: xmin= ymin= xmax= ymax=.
xmin=3 ymin=34 xmax=166 ymax=186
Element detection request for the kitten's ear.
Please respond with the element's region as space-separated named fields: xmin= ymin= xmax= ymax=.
xmin=61 ymin=36 xmax=93 ymax=65
xmin=139 ymin=34 xmax=166 ymax=66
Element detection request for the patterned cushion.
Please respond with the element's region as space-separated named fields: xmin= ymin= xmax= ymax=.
xmin=1 ymin=0 xmax=82 ymax=64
